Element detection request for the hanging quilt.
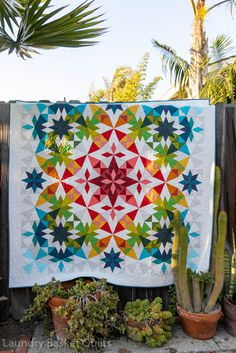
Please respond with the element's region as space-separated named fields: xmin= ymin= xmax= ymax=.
xmin=9 ymin=101 xmax=215 ymax=288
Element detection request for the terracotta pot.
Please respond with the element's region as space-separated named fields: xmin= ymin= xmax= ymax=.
xmin=61 ymin=278 xmax=92 ymax=290
xmin=48 ymin=297 xmax=70 ymax=342
xmin=224 ymin=297 xmax=236 ymax=336
xmin=61 ymin=279 xmax=76 ymax=290
xmin=177 ymin=304 xmax=222 ymax=340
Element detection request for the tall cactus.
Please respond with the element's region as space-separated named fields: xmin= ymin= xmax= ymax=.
xmin=205 ymin=211 xmax=227 ymax=312
xmin=192 ymin=275 xmax=201 ymax=313
xmin=172 ymin=196 xmax=227 ymax=313
xmin=172 ymin=212 xmax=193 ymax=312
xmin=179 ymin=226 xmax=193 ymax=312
xmin=205 ymin=166 xmax=222 ymax=301
xmin=224 ymin=249 xmax=231 ymax=293
xmin=171 ymin=211 xmax=183 ymax=308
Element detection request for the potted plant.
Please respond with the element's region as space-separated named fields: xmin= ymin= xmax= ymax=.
xmin=171 ymin=165 xmax=227 ymax=340
xmin=123 ymin=297 xmax=174 ymax=348
xmin=224 ymin=231 xmax=236 ymax=336
xmin=23 ymin=278 xmax=125 ymax=352
xmin=172 ymin=206 xmax=227 ymax=339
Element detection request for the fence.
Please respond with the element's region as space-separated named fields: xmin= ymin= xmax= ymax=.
xmin=0 ymin=102 xmax=235 ymax=320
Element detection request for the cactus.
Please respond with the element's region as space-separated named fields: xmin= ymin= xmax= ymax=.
xmin=205 ymin=166 xmax=221 ymax=300
xmin=205 ymin=211 xmax=227 ymax=312
xmin=171 ymin=211 xmax=183 ymax=308
xmin=192 ymin=274 xmax=201 ymax=313
xmin=179 ymin=225 xmax=193 ymax=312
xmin=224 ymin=249 xmax=231 ymax=293
xmin=206 ymin=166 xmax=221 ymax=302
xmin=172 ymin=212 xmax=193 ymax=311
xmin=172 ymin=204 xmax=227 ymax=313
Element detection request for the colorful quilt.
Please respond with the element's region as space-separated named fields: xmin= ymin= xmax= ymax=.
xmin=9 ymin=101 xmax=215 ymax=288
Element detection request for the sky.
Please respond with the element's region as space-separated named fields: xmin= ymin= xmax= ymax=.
xmin=1 ymin=0 xmax=236 ymax=102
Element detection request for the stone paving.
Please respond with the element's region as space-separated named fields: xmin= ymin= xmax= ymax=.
xmin=26 ymin=323 xmax=236 ymax=353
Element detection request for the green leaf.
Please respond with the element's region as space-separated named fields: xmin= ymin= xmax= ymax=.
xmin=152 ymin=39 xmax=190 ymax=91
xmin=0 ymin=0 xmax=106 ymax=59
xmin=209 ymin=34 xmax=236 ymax=71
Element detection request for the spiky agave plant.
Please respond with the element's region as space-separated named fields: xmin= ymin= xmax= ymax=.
xmin=0 ymin=0 xmax=106 ymax=59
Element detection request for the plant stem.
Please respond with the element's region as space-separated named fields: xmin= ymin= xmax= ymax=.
xmin=179 ymin=226 xmax=193 ymax=312
xmin=205 ymin=211 xmax=227 ymax=312
xmin=189 ymin=0 xmax=197 ymax=15
xmin=171 ymin=212 xmax=183 ymax=308
xmin=192 ymin=277 xmax=202 ymax=312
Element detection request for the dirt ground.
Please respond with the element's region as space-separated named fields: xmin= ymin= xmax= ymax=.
xmin=0 ymin=317 xmax=35 ymax=351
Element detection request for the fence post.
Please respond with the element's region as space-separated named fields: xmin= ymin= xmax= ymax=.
xmin=0 ymin=102 xmax=10 ymax=319
xmin=216 ymin=103 xmax=236 ymax=247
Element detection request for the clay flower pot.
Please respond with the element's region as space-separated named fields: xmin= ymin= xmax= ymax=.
xmin=48 ymin=289 xmax=103 ymax=342
xmin=224 ymin=297 xmax=236 ymax=336
xmin=48 ymin=297 xmax=70 ymax=342
xmin=61 ymin=279 xmax=76 ymax=290
xmin=177 ymin=304 xmax=222 ymax=340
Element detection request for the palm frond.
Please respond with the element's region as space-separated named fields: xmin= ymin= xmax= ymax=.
xmin=0 ymin=0 xmax=106 ymax=59
xmin=152 ymin=39 xmax=190 ymax=90
xmin=209 ymin=34 xmax=236 ymax=70
xmin=189 ymin=0 xmax=196 ymax=15
xmin=201 ymin=60 xmax=236 ymax=103
xmin=0 ymin=0 xmax=20 ymax=32
xmin=207 ymin=0 xmax=236 ymax=13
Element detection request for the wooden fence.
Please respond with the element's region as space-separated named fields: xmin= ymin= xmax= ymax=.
xmin=0 ymin=102 xmax=235 ymax=320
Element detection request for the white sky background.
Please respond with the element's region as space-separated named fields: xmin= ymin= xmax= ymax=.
xmin=0 ymin=0 xmax=235 ymax=102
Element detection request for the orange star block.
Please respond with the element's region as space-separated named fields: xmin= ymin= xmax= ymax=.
xmin=36 ymin=182 xmax=59 ymax=206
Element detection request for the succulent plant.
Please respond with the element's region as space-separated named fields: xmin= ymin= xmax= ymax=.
xmin=23 ymin=278 xmax=125 ymax=353
xmin=124 ymin=297 xmax=174 ymax=347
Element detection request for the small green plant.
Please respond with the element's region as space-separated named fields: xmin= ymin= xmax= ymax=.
xmin=124 ymin=297 xmax=174 ymax=348
xmin=22 ymin=278 xmax=69 ymax=333
xmin=168 ymin=285 xmax=177 ymax=317
xmin=23 ymin=278 xmax=125 ymax=353
xmin=225 ymin=231 xmax=236 ymax=305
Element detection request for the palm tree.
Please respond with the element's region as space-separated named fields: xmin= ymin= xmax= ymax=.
xmin=89 ymin=53 xmax=161 ymax=102
xmin=153 ymin=0 xmax=236 ymax=100
xmin=0 ymin=0 xmax=106 ymax=59
xmin=201 ymin=59 xmax=236 ymax=103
